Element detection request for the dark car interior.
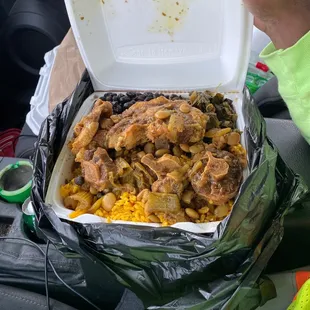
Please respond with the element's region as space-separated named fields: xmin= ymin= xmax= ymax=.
xmin=0 ymin=1 xmax=310 ymax=309
xmin=0 ymin=0 xmax=69 ymax=130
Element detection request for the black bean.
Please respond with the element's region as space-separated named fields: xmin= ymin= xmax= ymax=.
xmin=145 ymin=96 xmax=154 ymax=101
xmin=170 ymin=94 xmax=179 ymax=100
xmin=105 ymin=94 xmax=113 ymax=101
xmin=144 ymin=92 xmax=154 ymax=98
xmin=120 ymin=95 xmax=131 ymax=103
xmin=112 ymin=93 xmax=118 ymax=100
xmin=102 ymin=92 xmax=113 ymax=100
xmin=97 ymin=193 xmax=103 ymax=199
xmin=113 ymin=105 xmax=123 ymax=114
xmin=127 ymin=92 xmax=136 ymax=98
xmin=124 ymin=101 xmax=135 ymax=109
xmin=112 ymin=100 xmax=123 ymax=113
xmin=74 ymin=176 xmax=84 ymax=186
xmin=137 ymin=95 xmax=146 ymax=101
xmin=155 ymin=93 xmax=166 ymax=98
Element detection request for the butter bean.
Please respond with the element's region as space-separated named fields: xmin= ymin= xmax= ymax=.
xmin=215 ymin=205 xmax=229 ymax=218
xmin=155 ymin=110 xmax=172 ymax=120
xmin=180 ymin=144 xmax=190 ymax=153
xmin=102 ymin=193 xmax=117 ymax=212
xmin=180 ymin=103 xmax=191 ymax=113
xmin=189 ymin=144 xmax=204 ymax=154
xmin=227 ymin=132 xmax=241 ymax=146
xmin=144 ymin=143 xmax=155 ymax=154
xmin=198 ymin=207 xmax=210 ymax=214
xmin=148 ymin=214 xmax=161 ymax=223
xmin=90 ymin=187 xmax=98 ymax=195
xmin=155 ymin=149 xmax=170 ymax=157
xmin=172 ymin=145 xmax=182 ymax=157
xmin=185 ymin=208 xmax=200 ymax=220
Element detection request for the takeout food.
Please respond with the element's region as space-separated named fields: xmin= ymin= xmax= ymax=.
xmin=60 ymin=91 xmax=247 ymax=226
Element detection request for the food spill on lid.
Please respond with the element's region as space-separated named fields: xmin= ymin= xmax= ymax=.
xmin=149 ymin=0 xmax=192 ymax=39
xmin=99 ymin=0 xmax=191 ymax=39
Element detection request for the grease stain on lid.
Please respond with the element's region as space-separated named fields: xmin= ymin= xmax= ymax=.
xmin=149 ymin=0 xmax=192 ymax=39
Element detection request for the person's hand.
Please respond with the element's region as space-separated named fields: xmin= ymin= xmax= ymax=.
xmin=244 ymin=0 xmax=310 ymax=49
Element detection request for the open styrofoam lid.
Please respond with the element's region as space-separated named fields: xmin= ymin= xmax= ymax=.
xmin=65 ymin=0 xmax=253 ymax=91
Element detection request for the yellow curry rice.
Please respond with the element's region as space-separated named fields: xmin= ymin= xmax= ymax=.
xmin=95 ymin=193 xmax=148 ymax=223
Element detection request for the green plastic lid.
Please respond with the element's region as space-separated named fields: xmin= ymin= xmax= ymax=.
xmin=0 ymin=161 xmax=33 ymax=203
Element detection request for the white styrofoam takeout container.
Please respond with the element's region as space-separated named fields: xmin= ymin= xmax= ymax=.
xmin=46 ymin=0 xmax=253 ymax=233
xmin=26 ymin=47 xmax=58 ymax=135
xmin=46 ymin=91 xmax=248 ymax=234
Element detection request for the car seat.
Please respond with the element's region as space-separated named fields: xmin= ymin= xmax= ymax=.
xmin=0 ymin=284 xmax=77 ymax=310
xmin=254 ymin=76 xmax=291 ymax=119
xmin=0 ymin=0 xmax=70 ymax=130
xmin=0 ymin=0 xmax=69 ymax=84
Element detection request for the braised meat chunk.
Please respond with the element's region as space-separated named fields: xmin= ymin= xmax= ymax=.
xmin=141 ymin=154 xmax=182 ymax=178
xmin=106 ymin=96 xmax=208 ymax=150
xmin=152 ymin=177 xmax=185 ymax=198
xmin=190 ymin=149 xmax=243 ymax=205
xmin=81 ymin=148 xmax=117 ymax=192
xmin=141 ymin=154 xmax=186 ymax=197
xmin=71 ymin=99 xmax=112 ymax=154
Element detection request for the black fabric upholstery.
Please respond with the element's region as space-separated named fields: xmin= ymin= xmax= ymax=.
xmin=265 ymin=118 xmax=310 ymax=273
xmin=254 ymin=77 xmax=291 ymax=119
xmin=15 ymin=123 xmax=37 ymax=159
xmin=0 ymin=284 xmax=76 ymax=310
xmin=265 ymin=118 xmax=310 ymax=186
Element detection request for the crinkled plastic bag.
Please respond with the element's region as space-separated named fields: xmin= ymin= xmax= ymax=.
xmin=32 ymin=71 xmax=309 ymax=310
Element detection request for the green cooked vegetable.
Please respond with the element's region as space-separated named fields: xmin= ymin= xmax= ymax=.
xmin=189 ymin=91 xmax=238 ymax=129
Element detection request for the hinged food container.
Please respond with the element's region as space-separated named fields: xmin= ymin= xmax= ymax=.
xmin=46 ymin=0 xmax=253 ymax=233
xmin=65 ymin=0 xmax=252 ymax=92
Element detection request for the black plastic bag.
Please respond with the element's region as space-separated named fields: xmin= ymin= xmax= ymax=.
xmin=32 ymin=71 xmax=309 ymax=309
